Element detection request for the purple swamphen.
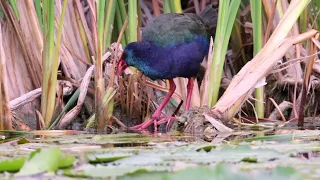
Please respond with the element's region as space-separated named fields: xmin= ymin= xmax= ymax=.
xmin=117 ymin=5 xmax=217 ymax=131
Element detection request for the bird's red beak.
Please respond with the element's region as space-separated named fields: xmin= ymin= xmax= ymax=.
xmin=116 ymin=58 xmax=128 ymax=76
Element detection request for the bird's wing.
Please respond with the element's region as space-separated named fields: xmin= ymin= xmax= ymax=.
xmin=142 ymin=13 xmax=208 ymax=47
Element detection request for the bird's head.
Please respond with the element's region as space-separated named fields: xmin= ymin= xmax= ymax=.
xmin=116 ymin=42 xmax=150 ymax=76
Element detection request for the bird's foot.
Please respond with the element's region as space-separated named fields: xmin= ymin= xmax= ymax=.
xmin=129 ymin=117 xmax=161 ymax=132
xmin=129 ymin=116 xmax=178 ymax=132
xmin=157 ymin=117 xmax=178 ymax=131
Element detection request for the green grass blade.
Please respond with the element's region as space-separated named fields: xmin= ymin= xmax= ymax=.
xmin=163 ymin=0 xmax=171 ymax=13
xmin=97 ymin=0 xmax=106 ymax=51
xmin=128 ymin=0 xmax=137 ymax=43
xmin=48 ymin=89 xmax=80 ymax=130
xmin=250 ymin=0 xmax=264 ymax=118
xmin=208 ymin=0 xmax=241 ymax=107
xmin=95 ymin=0 xmax=107 ymax=132
xmin=33 ymin=0 xmax=43 ymax=33
xmin=115 ymin=3 xmax=127 ymax=46
xmin=8 ymin=0 xmax=19 ymax=19
xmin=170 ymin=0 xmax=182 ymax=13
xmin=41 ymin=0 xmax=56 ymax=127
xmin=104 ymin=0 xmax=117 ymax=48
xmin=117 ymin=0 xmax=129 ymax=43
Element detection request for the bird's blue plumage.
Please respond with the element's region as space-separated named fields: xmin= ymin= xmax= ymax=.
xmin=120 ymin=5 xmax=217 ymax=80
xmin=124 ymin=34 xmax=209 ymax=80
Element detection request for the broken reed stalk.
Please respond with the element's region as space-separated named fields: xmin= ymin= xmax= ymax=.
xmin=210 ymin=30 xmax=318 ymax=122
xmin=208 ymin=0 xmax=312 ymax=123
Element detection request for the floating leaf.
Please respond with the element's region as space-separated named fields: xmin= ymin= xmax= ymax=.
xmin=0 ymin=157 xmax=26 ymax=172
xmin=121 ymin=164 xmax=248 ymax=180
xmin=17 ymin=138 xmax=29 ymax=144
xmin=270 ymin=166 xmax=302 ymax=180
xmin=196 ymin=145 xmax=216 ymax=152
xmin=86 ymin=152 xmax=133 ymax=163
xmin=59 ymin=154 xmax=76 ymax=168
xmin=15 ymin=148 xmax=62 ymax=176
xmin=64 ymin=165 xmax=148 ymax=178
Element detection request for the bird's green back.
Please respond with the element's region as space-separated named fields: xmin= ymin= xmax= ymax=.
xmin=142 ymin=13 xmax=209 ymax=47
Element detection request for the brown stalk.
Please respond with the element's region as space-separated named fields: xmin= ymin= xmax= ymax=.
xmin=109 ymin=17 xmax=128 ymax=88
xmin=0 ymin=25 xmax=12 ymax=130
xmin=298 ymin=35 xmax=319 ymax=127
xmin=193 ymin=0 xmax=200 ymax=14
xmin=57 ymin=66 xmax=94 ymax=129
xmin=200 ymin=0 xmax=206 ymax=10
xmin=74 ymin=0 xmax=95 ymax=56
xmin=119 ymin=77 xmax=125 ymax=111
xmin=88 ymin=0 xmax=104 ymax=133
xmin=268 ymin=98 xmax=287 ymax=121
xmin=200 ymin=37 xmax=214 ymax=106
xmin=0 ymin=0 xmax=41 ymax=88
xmin=291 ymin=66 xmax=299 ymax=119
xmin=126 ymin=76 xmax=133 ymax=114
xmin=210 ymin=30 xmax=318 ymax=122
xmin=264 ymin=0 xmax=278 ymax=44
xmin=152 ymin=0 xmax=160 ymax=16
xmin=35 ymin=109 xmax=45 ymax=130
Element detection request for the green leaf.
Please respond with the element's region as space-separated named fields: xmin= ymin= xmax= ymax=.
xmin=196 ymin=145 xmax=216 ymax=152
xmin=86 ymin=152 xmax=133 ymax=163
xmin=121 ymin=164 xmax=248 ymax=180
xmin=64 ymin=165 xmax=147 ymax=178
xmin=17 ymin=138 xmax=30 ymax=145
xmin=241 ymin=157 xmax=257 ymax=163
xmin=16 ymin=148 xmax=62 ymax=176
xmin=270 ymin=166 xmax=302 ymax=180
xmin=59 ymin=154 xmax=76 ymax=168
xmin=208 ymin=0 xmax=241 ymax=106
xmin=8 ymin=0 xmax=19 ymax=19
xmin=0 ymin=157 xmax=26 ymax=172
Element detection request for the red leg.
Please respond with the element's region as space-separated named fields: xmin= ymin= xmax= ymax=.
xmin=163 ymin=78 xmax=194 ymax=130
xmin=130 ymin=79 xmax=176 ymax=132
xmin=185 ymin=78 xmax=194 ymax=110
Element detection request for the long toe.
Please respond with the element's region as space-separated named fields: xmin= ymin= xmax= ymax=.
xmin=156 ymin=117 xmax=178 ymax=131
xmin=166 ymin=117 xmax=178 ymax=131
xmin=129 ymin=120 xmax=153 ymax=130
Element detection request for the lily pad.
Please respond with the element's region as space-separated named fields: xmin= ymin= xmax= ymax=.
xmin=0 ymin=157 xmax=26 ymax=172
xmin=15 ymin=148 xmax=62 ymax=176
xmin=59 ymin=153 xmax=76 ymax=168
xmin=86 ymin=151 xmax=133 ymax=163
xmin=64 ymin=165 xmax=152 ymax=178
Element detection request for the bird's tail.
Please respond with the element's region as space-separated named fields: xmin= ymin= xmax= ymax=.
xmin=199 ymin=4 xmax=217 ymax=29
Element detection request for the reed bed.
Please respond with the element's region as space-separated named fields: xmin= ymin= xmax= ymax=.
xmin=0 ymin=0 xmax=319 ymax=133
